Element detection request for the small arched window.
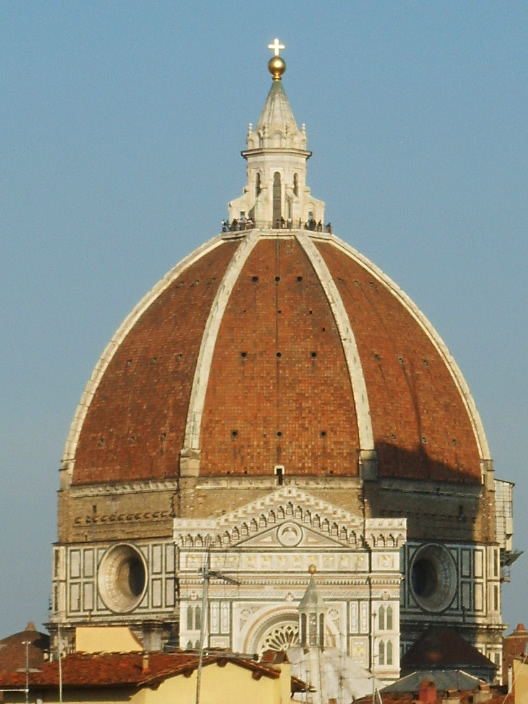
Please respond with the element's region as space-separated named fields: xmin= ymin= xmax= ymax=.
xmin=386 ymin=605 xmax=393 ymax=630
xmin=293 ymin=173 xmax=298 ymax=196
xmin=378 ymin=640 xmax=385 ymax=666
xmin=187 ymin=605 xmax=193 ymax=630
xmin=195 ymin=606 xmax=201 ymax=630
xmin=387 ymin=640 xmax=393 ymax=665
xmin=378 ymin=606 xmax=385 ymax=631
xmin=273 ymin=172 xmax=281 ymax=226
xmin=300 ymin=613 xmax=307 ymax=646
xmin=256 ymin=172 xmax=261 ymax=197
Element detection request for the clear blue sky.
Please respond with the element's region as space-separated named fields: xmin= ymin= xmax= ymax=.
xmin=1 ymin=1 xmax=527 ymax=637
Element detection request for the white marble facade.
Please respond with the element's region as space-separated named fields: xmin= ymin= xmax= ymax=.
xmin=174 ymin=487 xmax=406 ymax=683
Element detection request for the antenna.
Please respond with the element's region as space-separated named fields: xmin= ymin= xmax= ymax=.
xmin=57 ymin=620 xmax=63 ymax=704
xmin=22 ymin=641 xmax=29 ymax=704
xmin=195 ymin=550 xmax=241 ymax=704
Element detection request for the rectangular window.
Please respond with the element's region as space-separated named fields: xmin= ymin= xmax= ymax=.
xmin=83 ymin=549 xmax=94 ymax=578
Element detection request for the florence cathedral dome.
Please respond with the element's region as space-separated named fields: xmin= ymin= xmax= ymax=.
xmin=51 ymin=43 xmax=514 ymax=686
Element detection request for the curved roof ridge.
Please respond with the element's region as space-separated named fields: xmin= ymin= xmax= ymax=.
xmin=181 ymin=229 xmax=262 ymax=461
xmin=60 ymin=234 xmax=226 ymax=482
xmin=296 ymin=230 xmax=375 ymax=455
xmin=326 ymin=233 xmax=491 ymax=464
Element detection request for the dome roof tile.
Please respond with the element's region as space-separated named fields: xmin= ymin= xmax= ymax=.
xmin=67 ymin=231 xmax=485 ymax=487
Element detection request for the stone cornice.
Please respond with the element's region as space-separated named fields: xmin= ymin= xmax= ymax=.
xmin=67 ymin=479 xmax=178 ymax=498
xmin=196 ymin=476 xmax=363 ymax=490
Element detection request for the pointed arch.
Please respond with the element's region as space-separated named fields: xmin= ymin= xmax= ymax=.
xmin=386 ymin=605 xmax=393 ymax=630
xmin=387 ymin=640 xmax=393 ymax=665
xmin=273 ymin=172 xmax=281 ymax=225
xmin=378 ymin=640 xmax=385 ymax=665
xmin=378 ymin=605 xmax=385 ymax=631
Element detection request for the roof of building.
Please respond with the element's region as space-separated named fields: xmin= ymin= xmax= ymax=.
xmin=0 ymin=650 xmax=300 ymax=691
xmin=401 ymin=628 xmax=497 ymax=673
xmin=61 ymin=230 xmax=488 ymax=486
xmin=255 ymin=78 xmax=301 ymax=146
xmin=358 ymin=691 xmax=511 ymax=704
xmin=382 ymin=670 xmax=482 ymax=693
xmin=504 ymin=623 xmax=528 ymax=639
xmin=0 ymin=623 xmax=49 ymax=677
xmin=358 ymin=674 xmax=510 ymax=704
xmin=59 ymin=53 xmax=490 ymax=489
xmin=298 ymin=570 xmax=326 ymax=612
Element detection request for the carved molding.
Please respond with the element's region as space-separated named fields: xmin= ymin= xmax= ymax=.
xmin=175 ymin=488 xmax=406 ymax=551
xmin=69 ymin=479 xmax=178 ymax=498
xmin=74 ymin=509 xmax=172 ymax=526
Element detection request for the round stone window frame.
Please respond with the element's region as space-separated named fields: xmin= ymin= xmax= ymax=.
xmin=409 ymin=543 xmax=457 ymax=613
xmin=98 ymin=543 xmax=148 ymax=614
xmin=277 ymin=522 xmax=303 ymax=547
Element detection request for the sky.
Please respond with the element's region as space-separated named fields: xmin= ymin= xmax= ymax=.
xmin=1 ymin=1 xmax=527 ymax=638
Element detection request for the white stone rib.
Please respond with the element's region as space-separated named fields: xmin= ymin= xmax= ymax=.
xmin=325 ymin=234 xmax=491 ymax=463
xmin=182 ymin=228 xmax=262 ymax=453
xmin=61 ymin=234 xmax=228 ymax=479
xmin=296 ymin=230 xmax=375 ymax=452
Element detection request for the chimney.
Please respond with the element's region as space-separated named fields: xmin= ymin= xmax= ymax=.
xmin=419 ymin=679 xmax=437 ymax=704
xmin=473 ymin=682 xmax=492 ymax=704
xmin=442 ymin=688 xmax=460 ymax=704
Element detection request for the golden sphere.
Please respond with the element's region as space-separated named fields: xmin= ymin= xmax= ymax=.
xmin=308 ymin=564 xmax=317 ymax=575
xmin=268 ymin=56 xmax=286 ymax=80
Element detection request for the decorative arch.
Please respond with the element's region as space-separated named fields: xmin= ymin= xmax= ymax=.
xmin=242 ymin=607 xmax=299 ymax=653
xmin=242 ymin=604 xmax=339 ymax=654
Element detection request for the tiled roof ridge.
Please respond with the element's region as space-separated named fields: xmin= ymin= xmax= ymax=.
xmin=0 ymin=650 xmax=282 ymax=689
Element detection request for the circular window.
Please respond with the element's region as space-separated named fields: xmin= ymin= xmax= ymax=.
xmin=98 ymin=543 xmax=147 ymax=613
xmin=261 ymin=623 xmax=299 ymax=652
xmin=410 ymin=544 xmax=456 ymax=612
xmin=277 ymin=522 xmax=303 ymax=547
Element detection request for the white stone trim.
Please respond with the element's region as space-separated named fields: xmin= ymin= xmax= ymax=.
xmin=325 ymin=234 xmax=491 ymax=464
xmin=68 ymin=479 xmax=179 ymax=498
xmin=296 ymin=230 xmax=375 ymax=453
xmin=182 ymin=228 xmax=262 ymax=454
xmin=61 ymin=234 xmax=227 ymax=482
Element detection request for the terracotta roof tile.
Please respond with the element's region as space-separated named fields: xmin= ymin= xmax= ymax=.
xmin=0 ymin=626 xmax=49 ymax=677
xmin=70 ymin=233 xmax=485 ymax=486
xmin=0 ymin=651 xmax=281 ymax=690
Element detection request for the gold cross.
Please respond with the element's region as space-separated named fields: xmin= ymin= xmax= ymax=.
xmin=268 ymin=38 xmax=285 ymax=57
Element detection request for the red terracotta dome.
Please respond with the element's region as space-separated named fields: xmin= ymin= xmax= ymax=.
xmin=62 ymin=229 xmax=488 ymax=487
xmin=51 ymin=47 xmax=508 ymax=677
xmin=61 ymin=60 xmax=490 ymax=491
